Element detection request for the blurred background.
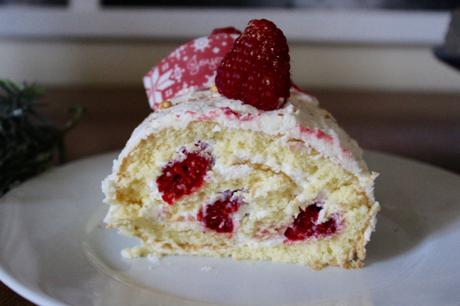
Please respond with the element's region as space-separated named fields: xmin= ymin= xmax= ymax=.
xmin=0 ymin=0 xmax=459 ymax=90
xmin=1 ymin=2 xmax=460 ymax=164
xmin=0 ymin=1 xmax=459 ymax=167
xmin=0 ymin=1 xmax=460 ymax=304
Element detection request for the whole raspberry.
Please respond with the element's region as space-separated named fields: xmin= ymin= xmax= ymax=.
xmin=197 ymin=190 xmax=243 ymax=233
xmin=284 ymin=203 xmax=338 ymax=241
xmin=215 ymin=19 xmax=291 ymax=111
xmin=156 ymin=150 xmax=212 ymax=205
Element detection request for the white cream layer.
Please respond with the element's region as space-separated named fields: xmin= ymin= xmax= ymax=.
xmin=103 ymin=88 xmax=377 ymax=203
xmin=102 ymin=88 xmax=380 ymax=247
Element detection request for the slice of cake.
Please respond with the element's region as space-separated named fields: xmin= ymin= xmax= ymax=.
xmin=102 ymin=19 xmax=379 ymax=269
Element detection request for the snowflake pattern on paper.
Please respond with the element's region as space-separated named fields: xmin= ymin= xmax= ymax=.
xmin=193 ymin=37 xmax=210 ymax=52
xmin=173 ymin=65 xmax=184 ymax=82
xmin=143 ymin=33 xmax=239 ymax=110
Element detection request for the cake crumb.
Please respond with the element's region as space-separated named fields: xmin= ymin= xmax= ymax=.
xmin=200 ymin=266 xmax=214 ymax=272
xmin=121 ymin=249 xmax=132 ymax=258
xmin=147 ymin=255 xmax=160 ymax=264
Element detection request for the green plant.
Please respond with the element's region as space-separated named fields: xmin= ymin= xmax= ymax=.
xmin=0 ymin=80 xmax=84 ymax=196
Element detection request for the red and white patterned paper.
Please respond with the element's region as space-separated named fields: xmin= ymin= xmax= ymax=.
xmin=143 ymin=32 xmax=239 ymax=111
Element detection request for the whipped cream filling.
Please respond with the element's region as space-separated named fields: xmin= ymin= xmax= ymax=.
xmin=104 ymin=88 xmax=377 ymax=203
xmin=105 ymin=139 xmax=348 ymax=247
xmin=103 ymin=88 xmax=379 ymax=247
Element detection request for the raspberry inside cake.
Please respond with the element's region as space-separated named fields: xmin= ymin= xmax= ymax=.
xmin=102 ymin=89 xmax=379 ymax=269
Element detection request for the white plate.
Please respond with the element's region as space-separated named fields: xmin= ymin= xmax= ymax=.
xmin=1 ymin=151 xmax=460 ymax=306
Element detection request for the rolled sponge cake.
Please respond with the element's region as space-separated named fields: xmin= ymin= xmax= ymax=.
xmin=102 ymin=88 xmax=379 ymax=269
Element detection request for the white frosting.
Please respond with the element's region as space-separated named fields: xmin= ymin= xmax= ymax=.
xmin=103 ymin=88 xmax=377 ymax=202
xmin=213 ymin=163 xmax=252 ymax=180
xmin=102 ymin=88 xmax=380 ymax=255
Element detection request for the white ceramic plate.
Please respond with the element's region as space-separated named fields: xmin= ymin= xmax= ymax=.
xmin=1 ymin=151 xmax=460 ymax=306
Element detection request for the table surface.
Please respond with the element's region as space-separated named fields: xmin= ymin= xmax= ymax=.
xmin=2 ymin=87 xmax=460 ymax=305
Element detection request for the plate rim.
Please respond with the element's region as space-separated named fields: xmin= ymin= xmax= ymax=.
xmin=0 ymin=264 xmax=64 ymax=306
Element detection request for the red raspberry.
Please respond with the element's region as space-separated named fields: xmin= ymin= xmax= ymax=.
xmin=211 ymin=27 xmax=241 ymax=35
xmin=284 ymin=203 xmax=338 ymax=241
xmin=198 ymin=190 xmax=243 ymax=233
xmin=215 ymin=19 xmax=291 ymax=111
xmin=156 ymin=149 xmax=212 ymax=205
